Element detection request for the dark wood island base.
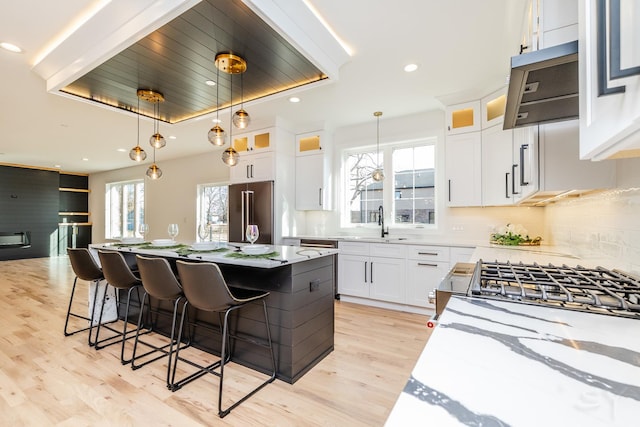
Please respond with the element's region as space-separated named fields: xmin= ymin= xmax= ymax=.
xmin=109 ymin=248 xmax=336 ymax=384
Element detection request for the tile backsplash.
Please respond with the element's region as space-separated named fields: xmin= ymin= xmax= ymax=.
xmin=545 ymin=187 xmax=640 ymax=275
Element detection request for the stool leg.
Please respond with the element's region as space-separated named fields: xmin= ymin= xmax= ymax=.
xmin=91 ymin=282 xmax=111 ymax=347
xmin=131 ymin=291 xmax=149 ymax=369
xmin=165 ymin=297 xmax=183 ymax=389
xmin=119 ymin=286 xmax=137 ymax=365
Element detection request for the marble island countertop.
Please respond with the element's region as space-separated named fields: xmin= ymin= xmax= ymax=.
xmin=90 ymin=242 xmax=338 ymax=269
xmin=385 ymin=296 xmax=640 ymax=427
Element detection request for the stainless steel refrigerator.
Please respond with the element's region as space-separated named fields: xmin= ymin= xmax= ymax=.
xmin=228 ymin=181 xmax=274 ymax=244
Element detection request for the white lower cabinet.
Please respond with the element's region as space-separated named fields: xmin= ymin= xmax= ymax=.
xmin=338 ymin=242 xmax=475 ymax=310
xmin=406 ymin=260 xmax=449 ymax=308
xmin=338 ymin=242 xmax=405 ymax=304
xmin=405 ymin=245 xmax=450 ymax=308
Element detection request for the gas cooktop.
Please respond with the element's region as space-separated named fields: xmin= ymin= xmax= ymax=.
xmin=469 ymin=260 xmax=640 ymax=319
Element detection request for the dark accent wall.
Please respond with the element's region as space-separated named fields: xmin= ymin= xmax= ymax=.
xmin=0 ymin=165 xmax=59 ymax=260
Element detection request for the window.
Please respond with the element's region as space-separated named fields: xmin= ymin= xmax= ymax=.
xmin=392 ymin=145 xmax=435 ymax=224
xmin=343 ymin=138 xmax=436 ymax=228
xmin=105 ymin=180 xmax=144 ymax=239
xmin=197 ymin=184 xmax=229 ymax=242
xmin=345 ymin=150 xmax=383 ymax=225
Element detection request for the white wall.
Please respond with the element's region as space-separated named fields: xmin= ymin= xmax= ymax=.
xmin=90 ymin=150 xmax=229 ymax=243
xmin=544 ymin=158 xmax=640 ymax=274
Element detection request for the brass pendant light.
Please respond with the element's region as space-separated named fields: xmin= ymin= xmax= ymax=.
xmin=207 ymin=65 xmax=226 ymax=146
xmin=136 ymin=89 xmax=164 ymax=179
xmin=215 ymin=53 xmax=243 ymax=166
xmin=137 ymin=89 xmax=166 ymax=149
xmin=129 ymin=95 xmax=147 ymax=161
xmin=371 ymin=111 xmax=384 ymax=182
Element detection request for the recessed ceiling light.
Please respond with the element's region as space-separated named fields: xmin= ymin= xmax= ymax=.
xmin=404 ymin=63 xmax=418 ymax=72
xmin=212 ymin=118 xmax=221 ymax=123
xmin=1 ymin=42 xmax=23 ymax=53
xmin=54 ymin=165 xmax=61 ymax=168
xmin=82 ymin=158 xmax=89 ymax=161
xmin=169 ymin=135 xmax=177 ymax=140
xmin=117 ymin=148 xmax=126 ymax=152
xmin=289 ymin=97 xmax=300 ymax=103
xmin=205 ymin=80 xmax=216 ymax=86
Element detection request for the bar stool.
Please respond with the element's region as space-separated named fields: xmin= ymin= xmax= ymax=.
xmin=65 ymin=248 xmax=104 ymax=344
xmin=174 ymin=260 xmax=276 ymax=418
xmin=95 ymin=250 xmax=145 ymax=364
xmin=131 ymin=255 xmax=188 ymax=390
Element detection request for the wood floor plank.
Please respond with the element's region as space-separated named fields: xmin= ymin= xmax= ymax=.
xmin=0 ymin=257 xmax=432 ymax=426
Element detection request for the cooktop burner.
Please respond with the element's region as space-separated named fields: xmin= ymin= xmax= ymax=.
xmin=469 ymin=260 xmax=640 ymax=319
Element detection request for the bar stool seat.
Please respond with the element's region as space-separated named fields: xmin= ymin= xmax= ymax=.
xmin=174 ymin=260 xmax=276 ymax=418
xmin=95 ymin=250 xmax=146 ymax=364
xmin=65 ymin=248 xmax=104 ymax=344
xmin=131 ymin=255 xmax=189 ymax=390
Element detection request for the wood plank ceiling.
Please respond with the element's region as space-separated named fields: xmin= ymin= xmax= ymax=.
xmin=60 ymin=0 xmax=326 ymax=123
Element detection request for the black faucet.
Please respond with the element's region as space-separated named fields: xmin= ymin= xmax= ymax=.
xmin=378 ymin=205 xmax=389 ymax=238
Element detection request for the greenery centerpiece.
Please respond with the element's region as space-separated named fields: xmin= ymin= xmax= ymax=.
xmin=490 ymin=223 xmax=541 ymax=246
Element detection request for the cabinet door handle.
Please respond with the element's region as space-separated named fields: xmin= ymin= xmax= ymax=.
xmin=246 ymin=165 xmax=250 ymax=179
xmin=319 ymin=188 xmax=322 ymax=206
xmin=512 ymin=164 xmax=519 ymax=195
xmin=250 ymin=164 xmax=254 ymax=178
xmin=364 ymin=261 xmax=367 ymax=283
xmin=505 ymin=172 xmax=511 ymax=198
xmin=418 ymin=262 xmax=438 ymax=267
xmin=418 ymin=252 xmax=438 ymax=256
xmin=520 ymin=144 xmax=529 ymax=185
xmin=370 ymin=262 xmax=373 ymax=283
xmin=448 ymin=179 xmax=451 ymax=202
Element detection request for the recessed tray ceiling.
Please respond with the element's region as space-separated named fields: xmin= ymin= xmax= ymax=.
xmin=60 ymin=0 xmax=326 ymax=123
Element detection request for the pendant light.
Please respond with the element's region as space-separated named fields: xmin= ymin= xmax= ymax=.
xmin=207 ymin=65 xmax=226 ymax=146
xmin=137 ymin=89 xmax=166 ymax=149
xmin=136 ymin=89 xmax=164 ymax=179
xmin=215 ymin=53 xmax=244 ymax=167
xmin=232 ymin=72 xmax=250 ymax=129
xmin=371 ymin=111 xmax=384 ymax=182
xmin=129 ymin=95 xmax=147 ymax=161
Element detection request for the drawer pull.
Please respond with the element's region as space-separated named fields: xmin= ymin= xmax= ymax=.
xmin=418 ymin=263 xmax=438 ymax=267
xmin=418 ymin=252 xmax=439 ymax=256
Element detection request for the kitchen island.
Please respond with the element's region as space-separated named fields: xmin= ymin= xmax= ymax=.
xmin=385 ymin=296 xmax=640 ymax=426
xmin=90 ymin=243 xmax=338 ymax=384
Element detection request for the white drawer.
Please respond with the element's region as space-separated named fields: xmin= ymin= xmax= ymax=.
xmin=370 ymin=243 xmax=406 ymax=259
xmin=406 ymin=245 xmax=450 ymax=262
xmin=338 ymin=241 xmax=370 ymax=255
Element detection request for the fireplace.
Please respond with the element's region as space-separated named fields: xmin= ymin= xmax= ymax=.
xmin=0 ymin=232 xmax=31 ymax=249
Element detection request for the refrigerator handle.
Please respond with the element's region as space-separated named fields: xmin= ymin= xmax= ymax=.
xmin=241 ymin=190 xmax=246 ymax=241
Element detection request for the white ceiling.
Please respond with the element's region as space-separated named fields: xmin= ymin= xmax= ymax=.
xmin=0 ymin=0 xmax=529 ymax=174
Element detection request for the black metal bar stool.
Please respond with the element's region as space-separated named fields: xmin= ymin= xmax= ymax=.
xmin=174 ymin=260 xmax=276 ymax=418
xmin=94 ymin=250 xmax=145 ymax=364
xmin=131 ymin=255 xmax=189 ymax=390
xmin=65 ymin=248 xmax=104 ymax=344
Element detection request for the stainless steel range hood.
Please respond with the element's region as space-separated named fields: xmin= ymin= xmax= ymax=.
xmin=503 ymin=40 xmax=578 ymax=130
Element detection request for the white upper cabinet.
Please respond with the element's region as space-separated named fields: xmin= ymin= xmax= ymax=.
xmin=481 ymin=88 xmax=507 ymax=129
xmin=579 ymin=0 xmax=640 ymax=160
xmin=445 ymin=101 xmax=481 ymax=135
xmin=481 ymin=125 xmax=515 ymax=206
xmin=295 ymin=131 xmax=323 ymax=156
xmin=229 ymin=151 xmax=275 ymax=183
xmin=295 ymin=131 xmax=332 ymax=210
xmin=231 ymin=129 xmax=273 ymax=153
xmin=539 ymin=0 xmax=578 ymax=48
xmin=445 ymin=132 xmax=482 ymax=207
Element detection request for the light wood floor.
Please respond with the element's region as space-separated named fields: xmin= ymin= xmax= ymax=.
xmin=0 ymin=257 xmax=432 ymax=426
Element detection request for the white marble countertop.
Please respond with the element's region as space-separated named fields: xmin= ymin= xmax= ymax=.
xmin=385 ymin=296 xmax=640 ymax=427
xmin=90 ymin=243 xmax=338 ymax=269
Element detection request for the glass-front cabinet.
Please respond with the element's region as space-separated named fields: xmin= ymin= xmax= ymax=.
xmin=231 ymin=129 xmax=272 ymax=153
xmin=445 ymin=100 xmax=481 ymax=135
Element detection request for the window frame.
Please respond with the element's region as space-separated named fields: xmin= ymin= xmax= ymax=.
xmin=340 ymin=137 xmax=437 ymax=230
xmin=196 ymin=183 xmax=229 ymax=242
xmin=104 ymin=179 xmax=145 ymax=239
